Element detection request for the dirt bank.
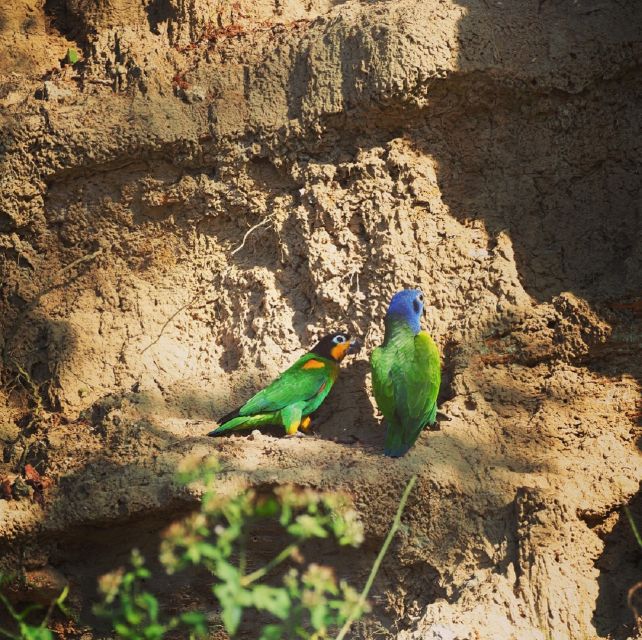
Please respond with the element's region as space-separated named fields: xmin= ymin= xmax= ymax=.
xmin=1 ymin=1 xmax=641 ymax=638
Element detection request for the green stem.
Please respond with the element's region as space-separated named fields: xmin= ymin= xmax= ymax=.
xmin=624 ymin=506 xmax=642 ymax=549
xmin=334 ymin=474 xmax=417 ymax=640
xmin=39 ymin=597 xmax=57 ymax=630
xmin=239 ymin=527 xmax=248 ymax=578
xmin=0 ymin=593 xmax=19 ymax=621
xmin=240 ymin=543 xmax=298 ymax=587
xmin=0 ymin=593 xmax=18 ymax=639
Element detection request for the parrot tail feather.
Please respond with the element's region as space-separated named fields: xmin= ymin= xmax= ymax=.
xmin=207 ymin=412 xmax=279 ymax=436
xmin=383 ymin=442 xmax=413 ymax=457
xmin=383 ymin=422 xmax=419 ymax=457
xmin=217 ymin=406 xmax=241 ymax=424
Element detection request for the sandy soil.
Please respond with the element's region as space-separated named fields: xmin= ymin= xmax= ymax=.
xmin=0 ymin=0 xmax=641 ymax=638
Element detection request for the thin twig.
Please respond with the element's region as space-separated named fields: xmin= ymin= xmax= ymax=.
xmin=141 ymin=215 xmax=273 ymax=353
xmin=0 ymin=592 xmax=18 ymax=621
xmin=335 ymin=475 xmax=417 ymax=640
xmin=230 ymin=215 xmax=274 ymax=256
xmin=624 ymin=506 xmax=642 ymax=549
xmin=3 ymin=247 xmax=103 ymax=365
xmin=240 ymin=543 xmax=298 ymax=587
xmin=12 ymin=361 xmax=43 ymax=415
xmin=624 ymin=507 xmax=642 ymax=632
xmin=30 ymin=248 xmax=103 ymax=306
xmin=140 ymin=214 xmax=274 ymax=354
xmin=628 ymin=581 xmax=642 ymax=634
xmin=40 ymin=585 xmax=69 ymax=629
xmin=140 ymin=286 xmax=209 ymax=354
xmin=141 ymin=214 xmax=273 ymax=354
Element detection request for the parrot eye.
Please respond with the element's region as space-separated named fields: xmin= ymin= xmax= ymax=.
xmin=417 ymin=293 xmax=424 ymax=302
xmin=333 ymin=335 xmax=347 ymax=344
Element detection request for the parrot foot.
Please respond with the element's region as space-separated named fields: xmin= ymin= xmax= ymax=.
xmin=285 ymin=431 xmax=307 ymax=439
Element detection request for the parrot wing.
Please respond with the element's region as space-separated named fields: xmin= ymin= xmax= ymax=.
xmin=395 ymin=331 xmax=440 ymax=429
xmin=379 ymin=331 xmax=441 ymax=456
xmin=238 ymin=354 xmax=333 ymax=416
xmin=370 ymin=345 xmax=396 ymax=422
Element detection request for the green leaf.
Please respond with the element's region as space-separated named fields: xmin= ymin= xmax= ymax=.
xmin=214 ymin=582 xmax=247 ymax=635
xmin=252 ymin=585 xmax=291 ymax=619
xmin=259 ymin=624 xmax=284 ymax=640
xmin=180 ymin=611 xmax=205 ymax=623
xmin=21 ymin=625 xmax=53 ymax=640
xmin=136 ymin=567 xmax=152 ymax=580
xmin=287 ymin=515 xmax=329 ymax=540
xmin=54 ymin=585 xmax=70 ymax=617
xmin=66 ymin=48 xmax=79 ymax=64
xmin=124 ymin=608 xmax=142 ymax=626
xmin=114 ymin=622 xmax=133 ymax=638
xmin=138 ymin=592 xmax=159 ymax=620
xmin=122 ymin=573 xmax=135 ymax=588
xmin=142 ymin=623 xmax=166 ymax=639
xmin=180 ymin=611 xmax=207 ymax=636
xmin=310 ymin=604 xmax=329 ymax=631
xmin=196 ymin=541 xmax=220 ymax=560
xmin=279 ymin=502 xmax=292 ymax=527
xmin=220 ymin=602 xmax=242 ymax=636
xmin=185 ymin=545 xmax=201 ymax=564
xmin=255 ymin=497 xmax=279 ymax=518
xmin=215 ymin=560 xmax=240 ymax=584
xmin=131 ymin=550 xmax=146 ymax=568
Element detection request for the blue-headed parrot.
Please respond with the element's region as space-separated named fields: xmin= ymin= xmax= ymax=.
xmin=208 ymin=331 xmax=360 ymax=437
xmin=370 ymin=289 xmax=441 ymax=457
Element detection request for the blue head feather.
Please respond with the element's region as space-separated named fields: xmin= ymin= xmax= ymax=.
xmin=385 ymin=289 xmax=424 ymax=335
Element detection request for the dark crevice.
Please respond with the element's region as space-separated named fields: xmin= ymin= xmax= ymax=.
xmin=593 ymin=486 xmax=642 ymax=638
xmin=146 ymin=0 xmax=178 ymax=36
xmin=43 ymin=0 xmax=76 ymax=38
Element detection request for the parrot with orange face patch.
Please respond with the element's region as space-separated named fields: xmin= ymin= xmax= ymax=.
xmin=207 ymin=331 xmax=360 ymax=437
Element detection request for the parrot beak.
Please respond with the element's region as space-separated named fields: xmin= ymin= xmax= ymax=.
xmin=347 ymin=338 xmax=362 ymax=354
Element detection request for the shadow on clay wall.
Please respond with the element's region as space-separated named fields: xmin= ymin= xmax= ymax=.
xmin=3 ymin=433 xmax=443 ymax=637
xmin=2 ymin=1 xmax=641 ymax=635
xmin=438 ymin=1 xmax=642 ymax=637
xmin=271 ymin=0 xmax=642 ymax=634
xmin=590 ymin=485 xmax=642 ymax=639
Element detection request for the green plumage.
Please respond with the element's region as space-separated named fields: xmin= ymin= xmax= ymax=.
xmin=208 ymin=353 xmax=338 ymax=436
xmin=371 ymin=321 xmax=441 ymax=457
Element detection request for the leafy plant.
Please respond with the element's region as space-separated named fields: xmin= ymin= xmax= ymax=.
xmin=96 ymin=457 xmax=417 ymax=640
xmin=94 ymin=549 xmax=206 ymax=640
xmin=0 ymin=575 xmax=69 ymax=640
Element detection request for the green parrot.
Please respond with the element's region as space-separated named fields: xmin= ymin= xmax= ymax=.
xmin=208 ymin=331 xmax=360 ymax=437
xmin=370 ymin=289 xmax=441 ymax=457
